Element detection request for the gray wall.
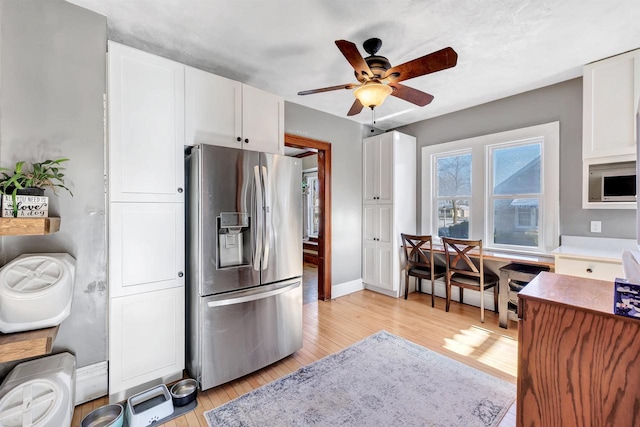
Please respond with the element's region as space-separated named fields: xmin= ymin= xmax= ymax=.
xmin=0 ymin=0 xmax=107 ymax=368
xmin=397 ymin=77 xmax=636 ymax=240
xmin=285 ymin=102 xmax=363 ymax=286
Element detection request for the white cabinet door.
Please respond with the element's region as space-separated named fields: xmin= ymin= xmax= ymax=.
xmin=363 ymin=137 xmax=378 ymax=204
xmin=362 ymin=205 xmax=394 ymax=289
xmin=109 ymin=202 xmax=185 ymax=298
xmin=376 ymin=244 xmax=394 ymax=291
xmin=376 ymin=133 xmax=394 ymax=204
xmin=109 ymin=287 xmax=185 ymax=397
xmin=108 ymin=42 xmax=185 ymax=203
xmin=242 ymin=84 xmax=284 ymax=154
xmin=362 ymin=242 xmax=377 ymax=286
xmin=363 ymin=133 xmax=394 ymax=204
xmin=583 ymin=49 xmax=640 ymax=159
xmin=185 ymin=67 xmax=242 ymax=149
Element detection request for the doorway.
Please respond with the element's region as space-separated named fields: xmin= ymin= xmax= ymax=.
xmin=285 ymin=133 xmax=331 ymax=301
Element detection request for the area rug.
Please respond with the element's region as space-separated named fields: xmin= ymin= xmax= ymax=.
xmin=204 ymin=331 xmax=515 ymax=427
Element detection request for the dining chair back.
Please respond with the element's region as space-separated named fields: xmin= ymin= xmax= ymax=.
xmin=441 ymin=237 xmax=499 ymax=322
xmin=401 ymin=233 xmax=446 ymax=307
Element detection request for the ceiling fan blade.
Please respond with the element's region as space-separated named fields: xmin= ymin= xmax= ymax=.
xmin=389 ymin=83 xmax=434 ymax=106
xmin=347 ymin=99 xmax=364 ymax=116
xmin=335 ymin=40 xmax=373 ymax=80
xmin=384 ymin=47 xmax=458 ymax=83
xmin=298 ymin=83 xmax=359 ymax=96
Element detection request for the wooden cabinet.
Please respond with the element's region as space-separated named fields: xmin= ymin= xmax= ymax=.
xmin=517 ymin=272 xmax=640 ymax=426
xmin=583 ymin=48 xmax=640 ymax=160
xmin=108 ymin=287 xmax=185 ymax=398
xmin=185 ymin=66 xmax=284 ymax=154
xmin=361 ymin=131 xmax=416 ymax=298
xmin=108 ymin=42 xmax=185 ymax=203
xmin=107 ymin=41 xmax=185 ymax=401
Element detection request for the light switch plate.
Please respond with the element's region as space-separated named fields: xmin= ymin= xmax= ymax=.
xmin=590 ymin=220 xmax=602 ymax=233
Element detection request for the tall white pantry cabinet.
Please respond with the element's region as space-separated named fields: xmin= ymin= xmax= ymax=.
xmin=362 ymin=131 xmax=416 ymax=298
xmin=107 ymin=42 xmax=185 ymax=402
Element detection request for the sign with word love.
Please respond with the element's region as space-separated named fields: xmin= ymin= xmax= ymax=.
xmin=2 ymin=195 xmax=49 ymax=217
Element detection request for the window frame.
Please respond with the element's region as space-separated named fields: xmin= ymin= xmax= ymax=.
xmin=421 ymin=122 xmax=559 ymax=254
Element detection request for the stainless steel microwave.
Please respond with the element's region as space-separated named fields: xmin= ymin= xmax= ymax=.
xmin=601 ymin=168 xmax=637 ymax=202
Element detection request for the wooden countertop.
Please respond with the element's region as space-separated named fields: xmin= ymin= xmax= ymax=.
xmin=431 ymin=244 xmax=555 ymax=268
xmin=518 ymin=271 xmax=625 ymax=320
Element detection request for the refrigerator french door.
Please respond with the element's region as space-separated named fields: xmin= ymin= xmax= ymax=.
xmin=186 ymin=144 xmax=303 ymax=390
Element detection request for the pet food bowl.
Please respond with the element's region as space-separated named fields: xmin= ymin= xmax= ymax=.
xmin=81 ymin=403 xmax=124 ymax=427
xmin=170 ymin=378 xmax=198 ymax=407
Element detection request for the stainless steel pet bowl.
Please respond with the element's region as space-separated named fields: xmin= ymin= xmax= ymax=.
xmin=170 ymin=378 xmax=198 ymax=407
xmin=81 ymin=403 xmax=124 ymax=427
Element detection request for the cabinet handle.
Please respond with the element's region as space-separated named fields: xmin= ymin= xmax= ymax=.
xmin=177 ymin=187 xmax=183 ymax=193
xmin=245 ymin=138 xmax=249 ymax=144
xmin=237 ymin=137 xmax=242 ymax=142
xmin=586 ymin=268 xmax=593 ymax=273
xmin=178 ymin=271 xmax=184 ymax=278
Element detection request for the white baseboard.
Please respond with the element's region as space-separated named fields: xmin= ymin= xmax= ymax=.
xmin=75 ymin=361 xmax=108 ymax=405
xmin=332 ymin=279 xmax=364 ymax=299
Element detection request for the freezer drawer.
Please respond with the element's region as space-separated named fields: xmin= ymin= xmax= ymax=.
xmin=196 ymin=279 xmax=302 ymax=390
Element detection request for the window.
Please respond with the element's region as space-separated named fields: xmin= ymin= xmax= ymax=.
xmin=434 ymin=151 xmax=472 ymax=239
xmin=303 ymin=171 xmax=319 ymax=238
xmin=421 ymin=122 xmax=559 ymax=254
xmin=488 ymin=141 xmax=542 ymax=250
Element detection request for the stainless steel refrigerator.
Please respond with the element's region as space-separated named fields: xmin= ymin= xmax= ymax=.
xmin=185 ymin=144 xmax=303 ymax=391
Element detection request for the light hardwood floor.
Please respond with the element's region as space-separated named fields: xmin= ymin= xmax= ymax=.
xmin=72 ymin=290 xmax=518 ymax=426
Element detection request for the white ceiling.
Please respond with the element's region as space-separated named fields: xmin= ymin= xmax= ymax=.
xmin=68 ymin=0 xmax=640 ymax=130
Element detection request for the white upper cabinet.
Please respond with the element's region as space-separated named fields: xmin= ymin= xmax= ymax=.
xmin=108 ymin=42 xmax=185 ymax=203
xmin=241 ymin=84 xmax=284 ymax=154
xmin=185 ymin=67 xmax=284 ymax=154
xmin=583 ymin=49 xmax=640 ymax=160
xmin=363 ymin=132 xmax=394 ymax=204
xmin=185 ymin=67 xmax=242 ymax=149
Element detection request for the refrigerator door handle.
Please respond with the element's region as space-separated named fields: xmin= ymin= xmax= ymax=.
xmin=261 ymin=166 xmax=271 ymax=269
xmin=206 ymin=280 xmax=301 ymax=307
xmin=253 ymin=165 xmax=263 ymax=271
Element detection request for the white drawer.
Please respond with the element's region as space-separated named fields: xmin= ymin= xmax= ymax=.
xmin=554 ymin=256 xmax=622 ymax=281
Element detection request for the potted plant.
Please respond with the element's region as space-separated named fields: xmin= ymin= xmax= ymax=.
xmin=0 ymin=158 xmax=73 ymax=218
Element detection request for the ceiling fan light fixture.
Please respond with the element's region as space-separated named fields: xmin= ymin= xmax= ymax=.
xmin=353 ymin=82 xmax=393 ymax=109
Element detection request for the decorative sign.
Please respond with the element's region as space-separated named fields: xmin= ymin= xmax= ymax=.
xmin=1 ymin=195 xmax=49 ymax=218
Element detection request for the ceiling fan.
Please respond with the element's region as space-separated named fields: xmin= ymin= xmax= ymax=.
xmin=298 ymin=38 xmax=458 ymax=117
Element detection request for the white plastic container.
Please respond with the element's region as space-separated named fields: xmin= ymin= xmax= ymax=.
xmin=0 ymin=253 xmax=76 ymax=333
xmin=0 ymin=352 xmax=76 ymax=427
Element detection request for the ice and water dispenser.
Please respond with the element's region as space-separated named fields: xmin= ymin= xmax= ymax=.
xmin=217 ymin=212 xmax=250 ymax=268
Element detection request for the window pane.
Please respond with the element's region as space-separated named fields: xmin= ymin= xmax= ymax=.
xmin=437 ymin=154 xmax=471 ymax=197
xmin=493 ymin=198 xmax=539 ymax=247
xmin=493 ymin=144 xmax=541 ymax=195
xmin=437 ymin=199 xmax=469 ymax=238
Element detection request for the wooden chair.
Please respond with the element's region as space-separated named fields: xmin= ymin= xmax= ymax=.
xmin=441 ymin=237 xmax=499 ymax=323
xmin=401 ymin=233 xmax=446 ymax=307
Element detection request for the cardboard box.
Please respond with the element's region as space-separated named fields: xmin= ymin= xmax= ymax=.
xmin=614 ymin=278 xmax=640 ymax=319
xmin=1 ymin=195 xmax=49 ymax=218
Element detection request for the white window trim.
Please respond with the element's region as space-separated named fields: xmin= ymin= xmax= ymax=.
xmin=421 ymin=121 xmax=559 ymax=254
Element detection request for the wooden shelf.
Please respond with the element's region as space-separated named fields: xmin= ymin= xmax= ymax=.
xmin=0 ymin=217 xmax=60 ymax=236
xmin=0 ymin=325 xmax=59 ymax=363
